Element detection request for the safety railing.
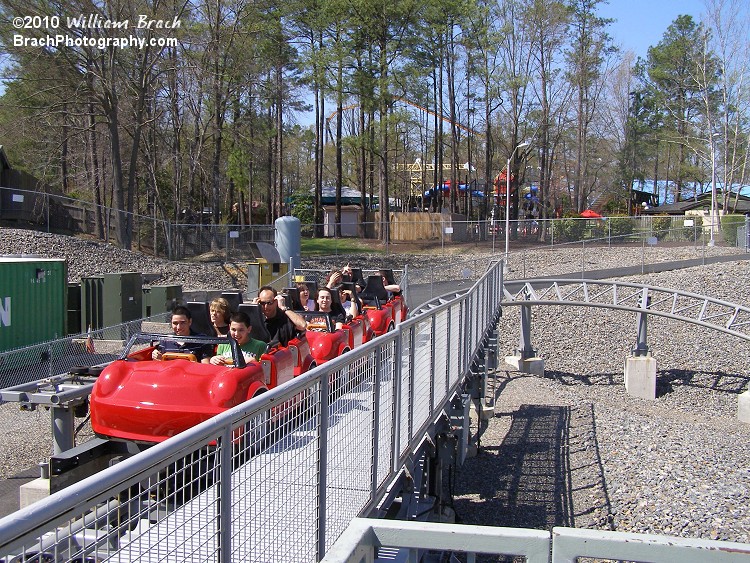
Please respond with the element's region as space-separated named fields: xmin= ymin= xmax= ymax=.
xmin=322 ymin=518 xmax=750 ymax=562
xmin=0 ymin=261 xmax=503 ymax=562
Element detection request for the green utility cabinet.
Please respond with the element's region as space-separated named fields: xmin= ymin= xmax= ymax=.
xmin=81 ymin=272 xmax=142 ymax=330
xmin=142 ymin=284 xmax=182 ymax=318
xmin=0 ymin=258 xmax=67 ymax=351
xmin=67 ymin=283 xmax=82 ymax=335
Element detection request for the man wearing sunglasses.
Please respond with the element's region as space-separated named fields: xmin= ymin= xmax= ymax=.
xmin=253 ymin=285 xmax=307 ymax=346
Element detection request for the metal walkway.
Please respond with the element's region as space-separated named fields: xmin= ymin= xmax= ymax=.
xmin=0 ymin=261 xmax=503 ymax=562
xmin=1 ymin=261 xmax=750 ymax=561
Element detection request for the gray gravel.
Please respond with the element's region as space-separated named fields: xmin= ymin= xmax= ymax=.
xmin=1 ymin=227 xmax=749 ymax=547
xmin=454 ymin=253 xmax=750 ymax=546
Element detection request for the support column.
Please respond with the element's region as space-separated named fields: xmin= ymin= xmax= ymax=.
xmin=738 ymin=391 xmax=750 ymax=424
xmin=51 ymin=406 xmax=76 ymax=455
xmin=624 ymin=289 xmax=656 ymax=399
xmin=505 ymin=299 xmax=544 ymax=376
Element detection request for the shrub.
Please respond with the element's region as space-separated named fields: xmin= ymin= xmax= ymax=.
xmin=590 ymin=220 xmax=607 ymax=240
xmin=720 ymin=214 xmax=747 ymax=246
xmin=651 ymin=215 xmax=672 ymax=240
xmin=607 ymin=216 xmax=635 ymax=242
xmin=553 ymin=216 xmax=586 ymax=242
xmin=682 ymin=215 xmax=701 ymax=241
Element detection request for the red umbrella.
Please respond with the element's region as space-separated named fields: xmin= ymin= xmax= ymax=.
xmin=580 ymin=209 xmax=603 ymax=218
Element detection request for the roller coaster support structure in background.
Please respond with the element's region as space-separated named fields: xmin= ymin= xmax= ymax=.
xmin=504 ymin=287 xmax=545 ymax=376
xmin=501 ymin=278 xmax=750 ymax=406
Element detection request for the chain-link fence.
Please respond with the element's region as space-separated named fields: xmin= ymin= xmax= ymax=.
xmin=0 ymin=313 xmax=170 ymax=389
xmin=3 ymin=186 xmax=740 ymax=261
xmin=0 ymin=187 xmax=275 ymax=261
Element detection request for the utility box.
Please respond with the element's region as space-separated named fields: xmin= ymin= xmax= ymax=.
xmin=67 ymin=283 xmax=81 ymax=335
xmin=81 ymin=272 xmax=142 ymax=330
xmin=247 ymin=260 xmax=289 ymax=293
xmin=0 ymin=258 xmax=67 ymax=351
xmin=142 ymin=284 xmax=182 ymax=318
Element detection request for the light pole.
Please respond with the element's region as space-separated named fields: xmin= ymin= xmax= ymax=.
xmin=505 ymin=141 xmax=530 ymax=260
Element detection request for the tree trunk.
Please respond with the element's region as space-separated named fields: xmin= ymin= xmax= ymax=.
xmin=335 ymin=52 xmax=344 ymax=238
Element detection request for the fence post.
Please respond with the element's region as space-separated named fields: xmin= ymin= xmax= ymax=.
xmin=551 ymin=219 xmax=554 ymax=247
xmin=694 ymin=221 xmax=697 ymax=250
xmin=166 ymin=220 xmax=173 ymax=261
xmin=581 ymin=240 xmax=585 ymax=279
xmin=745 ymin=215 xmax=750 ymax=252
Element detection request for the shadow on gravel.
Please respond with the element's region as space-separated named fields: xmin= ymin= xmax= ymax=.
xmin=545 ymin=370 xmax=621 ymax=387
xmin=656 ymin=368 xmax=750 ymax=398
xmin=453 ymin=402 xmax=613 ymax=546
xmin=545 ymin=368 xmax=749 ymax=399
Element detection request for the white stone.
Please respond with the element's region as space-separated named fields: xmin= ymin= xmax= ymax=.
xmin=624 ymin=355 xmax=657 ymax=400
xmin=505 ymin=355 xmax=545 ymax=376
xmin=738 ymin=391 xmax=750 ymax=424
xmin=20 ymin=478 xmax=49 ymax=508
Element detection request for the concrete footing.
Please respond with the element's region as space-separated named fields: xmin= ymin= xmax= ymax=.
xmin=624 ymin=355 xmax=657 ymax=400
xmin=738 ymin=391 xmax=750 ymax=424
xmin=20 ymin=478 xmax=50 ymax=508
xmin=504 ymin=355 xmax=545 ymax=376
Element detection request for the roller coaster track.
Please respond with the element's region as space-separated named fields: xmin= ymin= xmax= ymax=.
xmin=501 ymin=279 xmax=750 ymax=342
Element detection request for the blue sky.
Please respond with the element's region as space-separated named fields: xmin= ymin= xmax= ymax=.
xmin=598 ymin=0 xmax=706 ymax=59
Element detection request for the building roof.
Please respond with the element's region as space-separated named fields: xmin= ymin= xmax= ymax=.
xmin=0 ymin=146 xmax=11 ymax=170
xmin=642 ymin=190 xmax=750 ymax=215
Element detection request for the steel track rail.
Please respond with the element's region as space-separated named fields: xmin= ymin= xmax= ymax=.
xmin=502 ymin=278 xmax=750 ymax=341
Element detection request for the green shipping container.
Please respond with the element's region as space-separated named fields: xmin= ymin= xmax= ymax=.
xmin=0 ymin=258 xmax=67 ymax=352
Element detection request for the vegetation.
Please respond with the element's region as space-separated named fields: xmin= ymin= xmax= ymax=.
xmin=553 ymin=216 xmax=586 ymax=242
xmin=651 ymin=215 xmax=672 ymax=240
xmin=300 ymin=237 xmax=378 ymax=255
xmin=683 ymin=215 xmax=702 ymax=241
xmin=608 ymin=216 xmax=635 ymax=240
xmin=0 ymin=0 xmax=746 ymax=252
xmin=720 ymin=214 xmax=746 ymax=246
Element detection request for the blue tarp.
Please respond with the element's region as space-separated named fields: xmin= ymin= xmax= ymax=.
xmin=424 ymin=184 xmax=485 ymax=198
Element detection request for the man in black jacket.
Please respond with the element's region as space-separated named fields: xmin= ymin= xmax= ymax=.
xmin=254 ymin=286 xmax=307 ymax=346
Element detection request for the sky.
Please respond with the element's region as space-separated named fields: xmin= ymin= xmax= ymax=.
xmin=294 ymin=1 xmax=708 ymax=127
xmin=598 ymin=0 xmax=706 ymax=59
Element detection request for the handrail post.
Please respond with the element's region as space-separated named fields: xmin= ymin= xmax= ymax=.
xmin=218 ymin=427 xmax=233 ymax=562
xmin=316 ymin=373 xmax=330 ymax=560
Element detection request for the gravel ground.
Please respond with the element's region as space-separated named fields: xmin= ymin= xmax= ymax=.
xmin=453 ymin=259 xmax=750 ymax=548
xmin=1 ymin=227 xmax=749 ymax=548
